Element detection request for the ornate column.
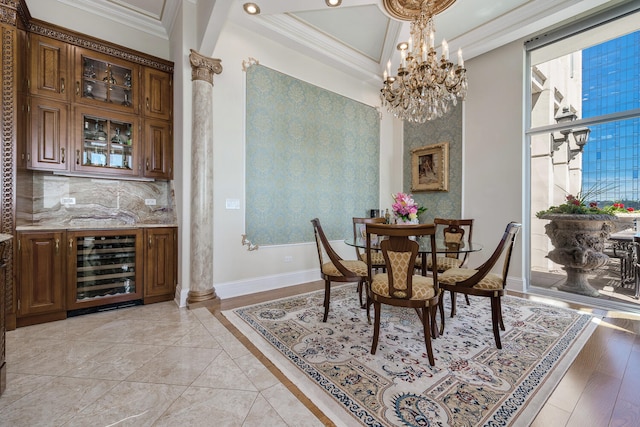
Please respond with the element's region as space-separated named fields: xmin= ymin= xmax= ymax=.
xmin=187 ymin=49 xmax=222 ymax=306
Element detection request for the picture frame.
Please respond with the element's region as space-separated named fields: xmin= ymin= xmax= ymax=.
xmin=411 ymin=142 xmax=449 ymax=192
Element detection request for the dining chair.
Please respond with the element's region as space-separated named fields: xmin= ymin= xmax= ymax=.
xmin=365 ymin=223 xmax=441 ymax=366
xmin=437 ymin=221 xmax=522 ymax=349
xmin=311 ymin=218 xmax=368 ymax=322
xmin=353 ymin=217 xmax=387 ymax=306
xmin=428 ymin=218 xmax=474 ymax=310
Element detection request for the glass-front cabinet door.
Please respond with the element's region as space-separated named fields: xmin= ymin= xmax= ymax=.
xmin=74 ymin=47 xmax=138 ymax=114
xmin=75 ymin=107 xmax=139 ymax=176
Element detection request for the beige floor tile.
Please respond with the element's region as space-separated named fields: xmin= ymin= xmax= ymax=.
xmin=125 ymin=346 xmax=221 ymax=385
xmin=261 ymin=383 xmax=325 ymax=427
xmin=9 ymin=339 xmax=115 ymax=376
xmin=243 ymin=394 xmax=289 ymax=427
xmin=172 ymin=323 xmax=223 ymax=349
xmin=62 ymin=342 xmax=167 ymax=380
xmin=192 ymin=351 xmax=257 ymax=391
xmin=64 ymin=381 xmax=187 ymax=427
xmin=0 ymin=373 xmax=56 ymax=410
xmin=152 ymin=387 xmax=258 ymax=427
xmin=0 ymin=376 xmax=118 ymax=426
xmin=234 ymin=352 xmax=280 ymax=391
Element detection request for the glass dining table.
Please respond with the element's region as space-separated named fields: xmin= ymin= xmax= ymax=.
xmin=344 ymin=236 xmax=483 ymax=276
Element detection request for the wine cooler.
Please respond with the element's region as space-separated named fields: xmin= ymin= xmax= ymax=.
xmin=67 ymin=229 xmax=143 ymax=310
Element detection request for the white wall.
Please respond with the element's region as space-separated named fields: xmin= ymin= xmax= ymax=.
xmin=206 ymin=21 xmax=401 ymax=298
xmin=463 ymin=40 xmax=525 ymax=289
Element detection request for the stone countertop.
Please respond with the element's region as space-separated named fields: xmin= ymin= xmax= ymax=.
xmin=0 ymin=233 xmax=13 ymax=242
xmin=16 ymin=223 xmax=177 ymax=231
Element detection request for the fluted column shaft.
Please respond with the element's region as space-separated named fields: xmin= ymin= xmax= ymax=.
xmin=187 ymin=50 xmax=222 ymax=305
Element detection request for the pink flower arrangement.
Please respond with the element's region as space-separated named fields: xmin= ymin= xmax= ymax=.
xmin=391 ymin=192 xmax=426 ymax=223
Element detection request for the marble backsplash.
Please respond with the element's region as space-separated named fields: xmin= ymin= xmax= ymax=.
xmin=17 ymin=173 xmax=177 ymax=228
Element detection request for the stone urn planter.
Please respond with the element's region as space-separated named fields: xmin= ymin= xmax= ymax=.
xmin=540 ymin=213 xmax=614 ymax=297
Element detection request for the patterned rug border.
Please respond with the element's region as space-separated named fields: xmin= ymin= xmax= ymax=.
xmin=222 ymin=287 xmax=598 ymax=426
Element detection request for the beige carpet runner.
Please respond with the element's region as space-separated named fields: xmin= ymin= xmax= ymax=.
xmin=223 ymin=286 xmax=597 ymax=426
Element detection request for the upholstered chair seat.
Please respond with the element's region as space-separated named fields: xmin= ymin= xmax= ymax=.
xmin=439 ymin=268 xmax=503 ymax=290
xmin=371 ymin=273 xmax=435 ymax=299
xmin=322 ymin=260 xmax=368 ymax=277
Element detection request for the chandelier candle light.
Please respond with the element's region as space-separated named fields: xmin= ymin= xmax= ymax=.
xmin=381 ymin=0 xmax=467 ymax=123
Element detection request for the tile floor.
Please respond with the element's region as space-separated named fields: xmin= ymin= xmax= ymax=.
xmin=0 ymin=302 xmax=323 ymax=426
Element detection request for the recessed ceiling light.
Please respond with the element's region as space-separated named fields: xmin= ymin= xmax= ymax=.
xmin=243 ymin=3 xmax=260 ymax=15
xmin=325 ymin=0 xmax=342 ymax=7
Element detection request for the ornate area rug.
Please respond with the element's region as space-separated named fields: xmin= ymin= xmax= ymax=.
xmin=223 ymin=286 xmax=597 ymax=426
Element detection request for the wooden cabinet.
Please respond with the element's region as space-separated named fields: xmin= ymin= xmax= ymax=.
xmin=0 ymin=235 xmax=12 ymax=397
xmin=25 ymin=33 xmax=173 ymax=180
xmin=143 ymin=119 xmax=172 ymax=179
xmin=27 ymin=34 xmax=71 ymax=172
xmin=29 ymin=34 xmax=70 ymax=101
xmin=143 ymin=67 xmax=172 ymax=121
xmin=73 ymin=47 xmax=139 ymax=115
xmin=66 ymin=229 xmax=143 ymax=311
xmin=15 ymin=226 xmax=176 ymax=326
xmin=16 ymin=231 xmax=66 ymax=325
xmin=28 ymin=98 xmax=69 ymax=171
xmin=144 ymin=227 xmax=177 ymax=303
xmin=73 ymin=107 xmax=139 ymax=176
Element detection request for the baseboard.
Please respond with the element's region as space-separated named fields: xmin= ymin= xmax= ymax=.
xmin=215 ymin=269 xmax=320 ymax=299
xmin=177 ymin=269 xmax=320 ymax=306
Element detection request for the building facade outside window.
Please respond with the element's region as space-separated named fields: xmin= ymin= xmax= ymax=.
xmin=526 ymin=6 xmax=640 ymax=310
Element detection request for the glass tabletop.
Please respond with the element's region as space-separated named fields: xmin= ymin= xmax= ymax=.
xmin=344 ymin=237 xmax=483 ymax=254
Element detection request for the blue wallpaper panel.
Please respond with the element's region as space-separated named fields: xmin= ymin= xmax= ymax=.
xmin=246 ymin=65 xmax=380 ymax=245
xmin=403 ymin=102 xmax=463 ymax=222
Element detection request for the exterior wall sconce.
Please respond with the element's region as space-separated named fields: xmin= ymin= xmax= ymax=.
xmin=550 ymin=107 xmax=591 ymax=161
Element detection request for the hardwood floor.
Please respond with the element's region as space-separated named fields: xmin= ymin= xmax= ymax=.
xmin=210 ymin=281 xmax=640 ymax=427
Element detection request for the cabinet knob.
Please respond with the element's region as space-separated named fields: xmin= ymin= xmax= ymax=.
xmin=76 ymin=149 xmax=80 ymax=165
xmin=61 ymin=147 xmax=65 ymax=164
xmin=61 ymin=78 xmax=65 ymax=93
xmin=69 ymin=238 xmax=73 ymax=251
xmin=76 ymin=81 xmax=80 ymax=96
xmin=146 ymin=159 xmax=149 ymax=170
xmin=146 ymin=97 xmax=150 ymax=109
xmin=149 ymin=237 xmax=152 ymax=248
xmin=55 ymin=239 xmax=59 ymax=255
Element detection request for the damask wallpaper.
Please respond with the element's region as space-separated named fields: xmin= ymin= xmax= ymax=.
xmin=245 ymin=65 xmax=380 ymax=245
xmin=403 ymin=102 xmax=463 ymax=222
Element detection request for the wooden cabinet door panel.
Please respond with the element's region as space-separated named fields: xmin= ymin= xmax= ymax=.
xmin=143 ymin=68 xmax=171 ymax=121
xmin=144 ymin=228 xmax=176 ymax=299
xmin=18 ymin=232 xmax=65 ymax=316
xmin=143 ymin=119 xmax=172 ymax=179
xmin=29 ymin=99 xmax=69 ymax=171
xmin=29 ymin=35 xmax=69 ymax=100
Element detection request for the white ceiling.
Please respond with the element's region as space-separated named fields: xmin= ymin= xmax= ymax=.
xmin=37 ymin=0 xmax=630 ymax=85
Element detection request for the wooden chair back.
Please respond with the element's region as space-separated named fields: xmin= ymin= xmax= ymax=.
xmin=352 ymin=217 xmax=386 ymax=261
xmin=434 ymin=218 xmax=474 ymax=264
xmin=365 ymin=223 xmax=439 ymax=298
xmin=457 ymin=221 xmax=521 ymax=289
xmin=311 ymin=218 xmax=359 ymax=278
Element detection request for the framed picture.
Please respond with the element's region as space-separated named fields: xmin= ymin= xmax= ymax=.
xmin=411 ymin=142 xmax=449 ymax=192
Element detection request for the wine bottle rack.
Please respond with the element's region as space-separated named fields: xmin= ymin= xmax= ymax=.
xmin=68 ymin=230 xmax=143 ymax=309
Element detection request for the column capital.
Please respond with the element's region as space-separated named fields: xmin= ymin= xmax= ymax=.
xmin=189 ymin=49 xmax=222 ymax=85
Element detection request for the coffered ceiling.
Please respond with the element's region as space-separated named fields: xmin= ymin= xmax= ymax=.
xmin=30 ymin=0 xmax=628 ymax=84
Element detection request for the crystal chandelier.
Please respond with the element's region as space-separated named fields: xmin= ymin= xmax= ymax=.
xmin=380 ymin=0 xmax=467 ymax=123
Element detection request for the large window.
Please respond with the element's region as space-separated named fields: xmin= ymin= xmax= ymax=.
xmin=526 ymin=4 xmax=640 ymax=308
